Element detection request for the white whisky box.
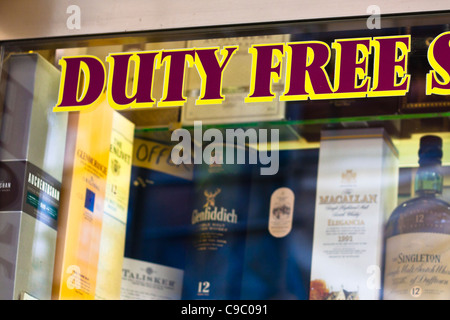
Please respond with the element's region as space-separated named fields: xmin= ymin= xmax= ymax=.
xmin=310 ymin=128 xmax=398 ymax=300
xmin=95 ymin=111 xmax=135 ymax=300
xmin=121 ymin=258 xmax=184 ymax=300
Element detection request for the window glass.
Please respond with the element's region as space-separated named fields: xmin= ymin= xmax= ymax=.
xmin=0 ymin=13 xmax=449 ymax=301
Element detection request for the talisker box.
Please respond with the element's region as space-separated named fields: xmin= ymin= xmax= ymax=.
xmin=122 ymin=138 xmax=193 ymax=300
xmin=309 ymin=128 xmax=398 ymax=300
xmin=0 ymin=53 xmax=68 ymax=300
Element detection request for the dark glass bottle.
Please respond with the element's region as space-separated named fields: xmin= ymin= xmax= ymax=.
xmin=182 ymin=143 xmax=253 ymax=300
xmin=383 ymin=135 xmax=450 ymax=300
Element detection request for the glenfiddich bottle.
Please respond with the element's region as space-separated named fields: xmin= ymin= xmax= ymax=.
xmin=383 ymin=135 xmax=450 ymax=300
xmin=182 ymin=143 xmax=252 ymax=300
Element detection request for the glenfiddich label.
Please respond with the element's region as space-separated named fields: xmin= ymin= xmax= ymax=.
xmin=191 ymin=188 xmax=238 ymax=251
xmin=183 ymin=156 xmax=251 ymax=300
xmin=192 ymin=207 xmax=238 ymax=224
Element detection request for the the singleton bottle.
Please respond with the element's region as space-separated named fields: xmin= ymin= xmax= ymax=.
xmin=383 ymin=135 xmax=450 ymax=300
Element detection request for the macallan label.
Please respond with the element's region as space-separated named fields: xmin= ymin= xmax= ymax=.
xmin=268 ymin=187 xmax=294 ymax=238
xmin=384 ymin=233 xmax=450 ymax=300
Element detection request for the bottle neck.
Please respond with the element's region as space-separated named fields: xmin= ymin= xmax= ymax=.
xmin=414 ymin=164 xmax=443 ymax=197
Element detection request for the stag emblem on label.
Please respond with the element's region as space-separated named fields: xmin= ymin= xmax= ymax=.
xmin=204 ymin=188 xmax=221 ymax=208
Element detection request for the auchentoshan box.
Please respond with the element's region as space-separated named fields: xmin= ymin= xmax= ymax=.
xmin=309 ymin=128 xmax=398 ymax=300
xmin=0 ymin=53 xmax=67 ymax=300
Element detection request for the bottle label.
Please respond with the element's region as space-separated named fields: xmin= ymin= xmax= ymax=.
xmin=121 ymin=258 xmax=184 ymax=300
xmin=191 ymin=188 xmax=238 ymax=251
xmin=268 ymin=187 xmax=294 ymax=238
xmin=384 ymin=232 xmax=450 ymax=300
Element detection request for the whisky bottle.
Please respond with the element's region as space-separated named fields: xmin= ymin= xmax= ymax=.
xmin=383 ymin=135 xmax=450 ymax=300
xmin=182 ymin=143 xmax=252 ymax=300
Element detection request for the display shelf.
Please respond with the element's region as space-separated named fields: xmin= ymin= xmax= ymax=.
xmin=132 ymin=110 xmax=450 ymax=132
xmin=132 ymin=109 xmax=450 ymax=168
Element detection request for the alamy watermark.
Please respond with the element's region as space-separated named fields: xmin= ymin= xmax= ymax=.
xmin=170 ymin=121 xmax=280 ymax=176
xmin=367 ymin=5 xmax=381 ymax=30
xmin=66 ymin=5 xmax=81 ymax=30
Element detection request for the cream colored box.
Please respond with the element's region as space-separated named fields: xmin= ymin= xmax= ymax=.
xmin=310 ymin=128 xmax=398 ymax=300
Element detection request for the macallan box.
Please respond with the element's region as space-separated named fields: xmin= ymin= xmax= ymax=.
xmin=310 ymin=128 xmax=399 ymax=300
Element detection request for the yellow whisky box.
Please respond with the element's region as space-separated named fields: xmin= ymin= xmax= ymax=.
xmin=52 ymin=95 xmax=115 ymax=300
xmin=95 ymin=111 xmax=135 ymax=300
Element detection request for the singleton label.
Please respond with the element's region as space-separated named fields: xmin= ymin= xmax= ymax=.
xmin=384 ymin=232 xmax=450 ymax=300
